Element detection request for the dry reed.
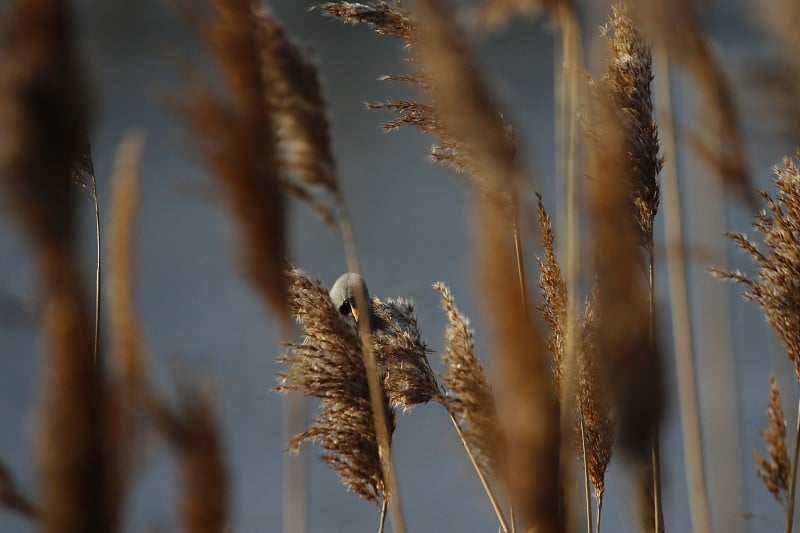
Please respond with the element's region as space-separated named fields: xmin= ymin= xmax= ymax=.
xmin=277 ymin=269 xmax=391 ymax=504
xmin=629 ymin=0 xmax=756 ymax=209
xmin=0 ymin=1 xmax=119 ymax=532
xmin=588 ymin=88 xmax=663 ymax=527
xmin=179 ymin=0 xmax=287 ymax=324
xmin=434 ymin=282 xmax=502 ymax=479
xmin=152 ymin=385 xmax=229 ymax=533
xmin=755 ymin=377 xmax=792 ymax=509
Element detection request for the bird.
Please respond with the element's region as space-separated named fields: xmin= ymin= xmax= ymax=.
xmin=329 ymin=272 xmax=383 ymax=332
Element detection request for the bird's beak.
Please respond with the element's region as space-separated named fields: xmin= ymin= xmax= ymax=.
xmin=351 ymin=307 xmax=360 ymax=322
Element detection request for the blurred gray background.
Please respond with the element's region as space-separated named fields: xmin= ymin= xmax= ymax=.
xmin=0 ymin=0 xmax=797 ymax=531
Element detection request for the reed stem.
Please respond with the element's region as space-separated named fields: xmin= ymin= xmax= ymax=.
xmin=334 ymin=191 xmax=406 ymax=533
xmin=580 ymin=414 xmax=593 ymax=533
xmin=648 ymin=252 xmax=664 ymax=533
xmin=655 ymin=46 xmax=711 ymax=533
xmin=91 ymin=182 xmax=101 ymax=370
xmin=512 ymin=218 xmax=529 ymax=319
xmin=786 ymin=398 xmax=800 ymax=533
xmin=446 ymin=409 xmax=510 ymax=533
xmin=379 ymin=499 xmax=388 ymax=533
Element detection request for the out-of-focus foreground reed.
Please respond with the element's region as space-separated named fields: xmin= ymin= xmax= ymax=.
xmin=1 ymin=0 xmax=800 ymax=532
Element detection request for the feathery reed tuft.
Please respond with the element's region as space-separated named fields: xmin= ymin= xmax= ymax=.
xmin=372 ymin=297 xmax=440 ymax=410
xmin=434 ymin=282 xmax=502 ymax=478
xmin=319 ymin=2 xmax=413 ymax=41
xmin=277 ymin=269 xmax=392 ymax=503
xmin=257 ymin=8 xmax=338 ymax=225
xmin=577 ymin=288 xmax=613 ymax=509
xmin=153 ymin=385 xmax=229 ymax=533
xmin=630 ymin=0 xmax=755 ymax=208
xmin=535 ymin=192 xmax=568 ymax=385
xmin=179 ymin=0 xmax=287 ymax=323
xmin=713 ymin=151 xmax=800 ymax=381
xmin=600 ymin=4 xmax=661 ymax=254
xmin=755 ymin=376 xmax=791 ymax=508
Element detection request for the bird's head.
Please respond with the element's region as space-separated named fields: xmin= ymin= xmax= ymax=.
xmin=329 ymin=272 xmax=372 ymax=325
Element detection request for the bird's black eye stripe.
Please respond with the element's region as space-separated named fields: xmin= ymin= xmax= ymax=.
xmin=338 ymin=301 xmax=351 ymax=316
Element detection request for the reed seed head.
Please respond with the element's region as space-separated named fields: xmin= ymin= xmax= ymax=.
xmin=713 ymin=151 xmax=800 ymax=382
xmin=434 ymin=282 xmax=503 ymax=478
xmin=754 ymin=376 xmax=791 ymax=508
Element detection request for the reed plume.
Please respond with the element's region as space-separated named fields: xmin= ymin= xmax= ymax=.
xmin=755 ymin=377 xmax=791 ymax=509
xmin=434 ymin=282 xmax=510 ymax=532
xmin=277 ymin=269 xmax=392 ymax=504
xmin=179 ymin=0 xmax=287 ymax=323
xmin=472 ymin=0 xmax=566 ymax=29
xmin=372 ymin=297 xmax=440 ymax=410
xmin=153 ymin=385 xmax=229 ymax=533
xmin=434 ymin=282 xmax=502 ymax=478
xmin=600 ymin=4 xmax=661 ymax=254
xmin=713 ymin=151 xmax=800 ymax=531
xmin=713 ymin=151 xmax=800 ymax=381
xmin=0 ymin=1 xmax=121 ymax=531
xmin=629 ymin=0 xmax=755 ymax=209
xmin=256 ymin=8 xmax=339 ymax=225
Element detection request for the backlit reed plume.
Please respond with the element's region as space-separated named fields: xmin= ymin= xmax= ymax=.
xmin=0 ymin=462 xmax=37 ymax=519
xmin=0 ymin=1 xmax=120 ymax=532
xmin=405 ymin=0 xmax=560 ymax=530
xmin=754 ymin=377 xmax=791 ymax=509
xmin=536 ymin=193 xmax=613 ymax=528
xmin=629 ymin=0 xmax=755 ymax=208
xmin=153 ymin=385 xmax=229 ymax=533
xmin=321 ymin=1 xmax=512 ymax=190
xmin=535 ymin=192 xmax=567 ymax=385
xmin=713 ymin=151 xmax=800 ymax=531
xmin=588 ymin=91 xmax=662 ymax=489
xmin=179 ymin=0 xmax=287 ymax=323
xmin=256 ymin=8 xmax=339 ymax=225
xmin=434 ymin=282 xmax=502 ymax=478
xmin=277 ymin=269 xmax=391 ymax=504
xmin=600 ymin=4 xmax=661 ymax=254
xmin=372 ymin=298 xmax=441 ymax=410
xmin=577 ymin=288 xmax=613 ymax=530
xmin=434 ymin=282 xmax=510 ymax=533
xmin=713 ymin=151 xmax=800 ymax=382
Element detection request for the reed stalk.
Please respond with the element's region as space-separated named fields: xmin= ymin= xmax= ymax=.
xmin=654 ymin=45 xmax=711 ymax=533
xmin=787 ymin=398 xmax=800 ymax=533
xmin=446 ymin=409 xmax=510 ymax=533
xmin=334 ymin=191 xmax=406 ymax=533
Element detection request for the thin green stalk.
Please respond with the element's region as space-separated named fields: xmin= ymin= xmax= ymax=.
xmin=334 ymin=191 xmax=406 ymax=533
xmin=655 ymin=46 xmax=711 ymax=533
xmin=786 ymin=398 xmax=800 ymax=533
xmin=446 ymin=409 xmax=510 ymax=533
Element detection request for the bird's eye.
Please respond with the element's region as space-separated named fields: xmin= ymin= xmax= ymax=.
xmin=338 ymin=301 xmax=351 ymax=316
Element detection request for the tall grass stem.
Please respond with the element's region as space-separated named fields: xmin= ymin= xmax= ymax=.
xmin=334 ymin=191 xmax=406 ymax=533
xmin=446 ymin=409 xmax=510 ymax=533
xmin=655 ymin=46 xmax=711 ymax=533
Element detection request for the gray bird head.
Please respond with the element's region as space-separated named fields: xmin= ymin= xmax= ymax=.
xmin=329 ymin=272 xmax=377 ymax=329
